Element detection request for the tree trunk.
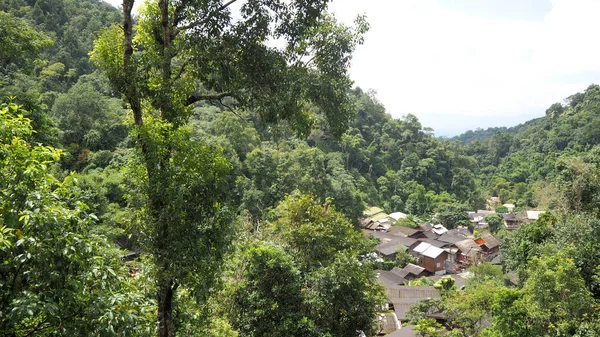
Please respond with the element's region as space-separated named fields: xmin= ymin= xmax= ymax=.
xmin=157 ymin=279 xmax=176 ymax=337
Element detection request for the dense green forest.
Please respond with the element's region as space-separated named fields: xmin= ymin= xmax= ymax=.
xmin=2 ymin=0 xmax=600 ymax=336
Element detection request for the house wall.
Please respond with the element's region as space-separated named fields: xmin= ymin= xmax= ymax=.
xmin=420 ymin=252 xmax=448 ymax=273
xmin=434 ymin=252 xmax=448 ymax=271
xmin=421 ymin=257 xmax=436 ymax=273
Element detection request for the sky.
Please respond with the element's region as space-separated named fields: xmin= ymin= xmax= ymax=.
xmin=104 ymin=0 xmax=600 ymax=136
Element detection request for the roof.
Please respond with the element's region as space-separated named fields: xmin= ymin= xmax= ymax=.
xmin=365 ymin=221 xmax=391 ymax=231
xmin=364 ymin=206 xmax=385 ymax=217
xmin=422 ymin=245 xmax=446 ymax=259
xmin=432 ymin=224 xmax=448 ymax=235
xmin=392 ymin=263 xmax=426 ymax=279
xmin=437 ymin=233 xmax=467 ymax=244
xmin=419 ymin=223 xmax=433 ymax=231
xmin=389 ymin=226 xmax=420 ymax=237
xmin=526 ymin=210 xmax=545 ymax=220
xmin=503 ymin=213 xmax=519 ymax=221
xmin=488 ymin=253 xmax=502 ymax=265
xmin=413 ymin=242 xmax=446 ymax=259
xmin=376 ymin=242 xmax=405 ymax=256
xmin=368 ymin=212 xmax=389 ymax=222
xmin=386 ymin=325 xmax=418 ymax=337
xmin=377 ymin=270 xmax=406 ymax=286
xmin=447 ymin=227 xmax=472 ymax=237
xmin=396 ymin=236 xmax=419 ymax=248
xmin=477 ymin=210 xmax=496 ymax=215
xmin=503 ymin=203 xmax=515 ymax=208
xmin=367 ymin=231 xmax=419 ymax=248
xmin=454 ymin=239 xmax=481 ymax=254
xmin=418 ymin=238 xmax=448 ymax=248
xmin=403 ymin=263 xmax=426 ymax=275
xmin=385 ymin=286 xmax=441 ymax=320
xmin=421 ymin=231 xmax=439 ymax=240
xmin=389 ymin=212 xmax=408 ymax=220
xmin=478 ymin=232 xmax=501 ymax=249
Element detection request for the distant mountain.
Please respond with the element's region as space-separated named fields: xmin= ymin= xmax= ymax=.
xmin=450 ymin=117 xmax=543 ymax=144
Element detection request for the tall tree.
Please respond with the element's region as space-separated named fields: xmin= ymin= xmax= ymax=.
xmin=91 ymin=1 xmax=367 ymax=336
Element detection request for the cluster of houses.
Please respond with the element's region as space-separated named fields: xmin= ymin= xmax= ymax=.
xmin=364 ymin=204 xmax=546 ymax=336
xmin=363 ymin=201 xmax=546 ymax=335
xmin=362 ymin=207 xmax=506 ymax=336
xmin=468 ymin=209 xmax=545 ymax=231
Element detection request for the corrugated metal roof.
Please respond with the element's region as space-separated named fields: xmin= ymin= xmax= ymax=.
xmin=413 ymin=242 xmax=430 ymax=254
xmin=421 ymin=245 xmax=445 ymax=258
xmin=377 ymin=270 xmax=406 ymax=286
xmin=437 ymin=233 xmax=467 ymax=244
xmin=364 ymin=206 xmax=384 ymax=217
xmin=389 ymin=226 xmax=420 ymax=237
xmin=369 ymin=212 xmax=390 ymax=222
xmin=384 ymin=286 xmax=441 ymax=320
xmin=526 ymin=210 xmax=545 ymax=220
xmin=389 ymin=212 xmax=408 ymax=220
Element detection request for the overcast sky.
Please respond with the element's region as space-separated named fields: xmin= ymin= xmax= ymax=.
xmin=104 ymin=0 xmax=600 ymax=136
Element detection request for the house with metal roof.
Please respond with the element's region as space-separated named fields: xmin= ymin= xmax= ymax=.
xmin=413 ymin=242 xmax=448 ymax=274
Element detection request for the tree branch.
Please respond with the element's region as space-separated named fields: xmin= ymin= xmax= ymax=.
xmin=176 ymin=0 xmax=240 ymax=33
xmin=186 ymin=92 xmax=245 ymax=120
xmin=186 ymin=92 xmax=233 ymax=106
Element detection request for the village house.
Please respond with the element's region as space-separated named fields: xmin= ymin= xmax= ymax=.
xmin=437 ymin=233 xmax=468 ymax=245
xmin=468 ymin=212 xmax=490 ymax=229
xmin=391 ymin=263 xmax=429 ymax=281
xmin=475 ymin=232 xmax=501 ymax=254
xmin=388 ymin=225 xmax=422 ymax=238
xmin=384 ymin=285 xmax=442 ymax=323
xmin=431 ymin=224 xmax=449 ymax=235
xmin=454 ymin=239 xmax=482 ymax=265
xmin=361 ymin=206 xmax=391 ymax=231
xmin=525 ymin=210 xmax=545 ymax=223
xmin=502 ymin=203 xmax=515 ymax=212
xmin=412 ymin=242 xmax=448 ymax=274
xmin=389 ymin=212 xmax=408 ymax=221
xmin=503 ymin=213 xmax=521 ymax=230
xmin=377 ymin=269 xmax=407 ymax=287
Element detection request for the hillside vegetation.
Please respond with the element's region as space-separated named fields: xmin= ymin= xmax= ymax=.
xmin=1 ymin=1 xmax=600 ymax=336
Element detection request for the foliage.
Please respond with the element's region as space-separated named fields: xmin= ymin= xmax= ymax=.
xmin=222 ymin=195 xmax=384 ymax=337
xmin=408 ymin=277 xmax=434 ymax=287
xmin=484 ymin=213 xmax=502 ymax=233
xmin=0 ymin=102 xmax=151 ymax=336
xmin=435 ymin=203 xmax=470 ymax=229
xmin=433 ymin=276 xmax=457 ymax=296
xmin=406 ymin=298 xmax=444 ymax=324
xmin=0 ymin=11 xmax=53 ymax=71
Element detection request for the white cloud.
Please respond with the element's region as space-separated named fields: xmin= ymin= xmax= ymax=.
xmin=328 ymin=0 xmax=600 ymax=134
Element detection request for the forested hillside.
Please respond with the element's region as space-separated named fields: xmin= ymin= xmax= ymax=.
xmin=2 ymin=0 xmax=600 ymax=336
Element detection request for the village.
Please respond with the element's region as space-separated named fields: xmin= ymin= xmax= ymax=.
xmin=362 ymin=204 xmax=545 ymax=336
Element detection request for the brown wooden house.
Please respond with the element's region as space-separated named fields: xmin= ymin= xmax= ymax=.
xmin=413 ymin=242 xmax=448 ymax=273
xmin=474 ymin=232 xmax=501 ymax=254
